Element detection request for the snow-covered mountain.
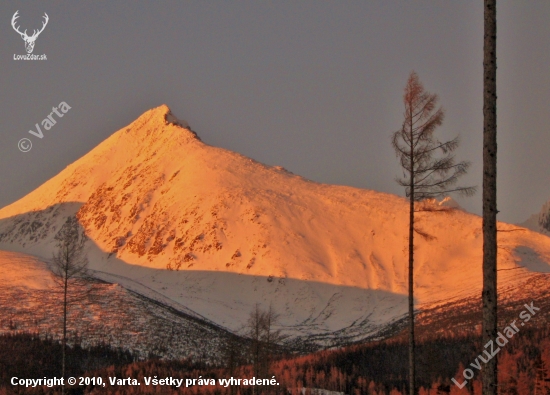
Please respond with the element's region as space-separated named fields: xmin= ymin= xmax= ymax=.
xmin=1 ymin=105 xmax=549 ymax=347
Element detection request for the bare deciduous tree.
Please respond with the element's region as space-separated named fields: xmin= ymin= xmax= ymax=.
xmin=392 ymin=71 xmax=475 ymax=395
xmin=482 ymin=1 xmax=498 ymax=394
xmin=221 ymin=333 xmax=247 ymax=395
xmin=50 ymin=216 xmax=89 ymax=394
xmin=245 ymin=304 xmax=287 ymax=384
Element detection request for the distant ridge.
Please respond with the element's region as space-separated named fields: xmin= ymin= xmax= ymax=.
xmin=519 ymin=199 xmax=550 ymax=236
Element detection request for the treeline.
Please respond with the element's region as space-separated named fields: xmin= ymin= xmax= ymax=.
xmin=2 ymin=326 xmax=549 ymax=394
xmin=0 ymin=333 xmax=135 ymax=392
xmin=101 ymin=325 xmax=549 ymax=395
xmin=291 ymin=326 xmax=550 ymax=394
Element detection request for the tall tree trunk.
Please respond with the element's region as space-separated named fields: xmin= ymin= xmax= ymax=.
xmin=409 ymin=145 xmax=415 ymax=395
xmin=482 ymin=0 xmax=498 ymax=394
xmin=62 ymin=272 xmax=68 ymax=395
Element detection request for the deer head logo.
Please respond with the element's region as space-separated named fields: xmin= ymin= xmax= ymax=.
xmin=11 ymin=11 xmax=49 ymax=54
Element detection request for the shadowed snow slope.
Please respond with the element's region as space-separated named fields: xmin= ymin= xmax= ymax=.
xmin=1 ymin=105 xmax=549 ymax=345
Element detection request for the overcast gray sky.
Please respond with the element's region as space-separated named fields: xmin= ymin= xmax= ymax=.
xmin=1 ymin=1 xmax=549 ymax=224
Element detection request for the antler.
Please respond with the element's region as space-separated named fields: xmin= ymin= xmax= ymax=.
xmin=11 ymin=11 xmax=49 ymax=40
xmin=29 ymin=13 xmax=49 ymax=39
xmin=11 ymin=10 xmax=28 ymax=39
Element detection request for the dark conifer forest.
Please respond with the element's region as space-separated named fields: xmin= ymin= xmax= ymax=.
xmin=1 ymin=324 xmax=549 ymax=395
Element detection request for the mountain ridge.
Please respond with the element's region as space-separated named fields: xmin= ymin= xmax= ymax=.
xmin=1 ymin=105 xmax=549 ymax=346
